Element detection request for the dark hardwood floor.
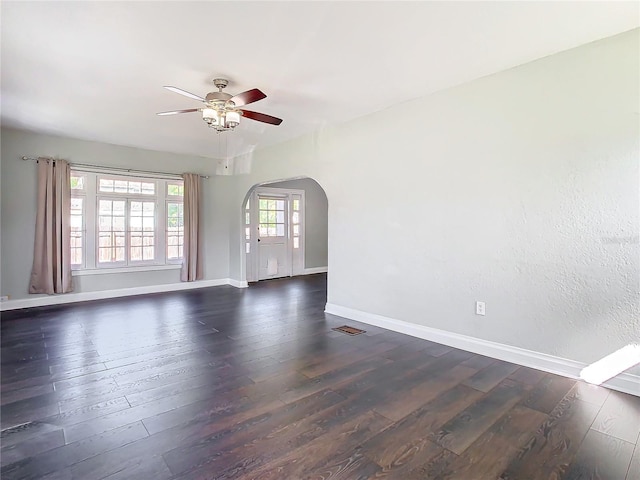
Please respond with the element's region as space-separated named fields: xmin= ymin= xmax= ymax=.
xmin=1 ymin=273 xmax=639 ymax=479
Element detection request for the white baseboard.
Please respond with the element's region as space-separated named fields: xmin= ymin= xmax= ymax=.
xmin=0 ymin=278 xmax=245 ymax=311
xmin=325 ymin=303 xmax=640 ymax=397
xmin=304 ymin=266 xmax=328 ymax=275
xmin=228 ymin=279 xmax=249 ymax=288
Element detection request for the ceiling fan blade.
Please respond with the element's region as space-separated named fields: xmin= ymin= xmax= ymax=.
xmin=156 ymin=108 xmax=199 ymax=116
xmin=240 ymin=109 xmax=283 ymax=125
xmin=163 ymin=86 xmax=204 ymax=102
xmin=230 ymin=88 xmax=266 ymax=107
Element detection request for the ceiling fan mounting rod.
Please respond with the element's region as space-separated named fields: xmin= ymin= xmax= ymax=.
xmin=213 ymin=78 xmax=229 ymax=91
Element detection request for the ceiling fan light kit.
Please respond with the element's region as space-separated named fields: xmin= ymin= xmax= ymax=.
xmin=157 ymin=78 xmax=282 ymax=132
xmin=202 ymin=108 xmax=240 ymax=131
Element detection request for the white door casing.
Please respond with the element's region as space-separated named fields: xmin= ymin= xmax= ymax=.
xmin=245 ymin=187 xmax=305 ymax=282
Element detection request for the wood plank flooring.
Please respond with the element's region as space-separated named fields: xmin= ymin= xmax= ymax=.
xmin=1 ymin=273 xmax=638 ymax=479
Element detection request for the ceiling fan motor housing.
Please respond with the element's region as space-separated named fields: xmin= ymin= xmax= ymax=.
xmin=205 ymin=91 xmax=233 ymax=103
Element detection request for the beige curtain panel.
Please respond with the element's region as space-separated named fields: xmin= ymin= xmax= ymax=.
xmin=29 ymin=158 xmax=73 ymax=294
xmin=181 ymin=173 xmax=203 ymax=282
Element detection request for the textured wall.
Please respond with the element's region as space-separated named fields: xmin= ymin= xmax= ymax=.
xmin=228 ymin=29 xmax=639 ymax=366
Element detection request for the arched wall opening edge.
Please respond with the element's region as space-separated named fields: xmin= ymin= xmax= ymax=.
xmin=239 ymin=176 xmax=329 ymax=284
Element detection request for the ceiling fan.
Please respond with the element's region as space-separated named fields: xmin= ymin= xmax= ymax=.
xmin=157 ymin=78 xmax=282 ymax=132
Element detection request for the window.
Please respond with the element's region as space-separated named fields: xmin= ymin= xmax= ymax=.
xmin=244 ymin=198 xmax=251 ymax=254
xmin=70 ymin=173 xmax=86 ymax=267
xmin=166 ymin=182 xmax=184 ymax=261
xmin=259 ymin=198 xmax=285 ymax=237
xmin=167 ymin=202 xmax=184 ymax=260
xmin=97 ymin=199 xmax=126 ymax=263
xmin=292 ymin=198 xmax=301 ymax=249
xmin=167 ymin=182 xmax=184 ymax=197
xmin=98 ymin=178 xmax=155 ymax=195
xmin=70 ymin=170 xmax=183 ymax=271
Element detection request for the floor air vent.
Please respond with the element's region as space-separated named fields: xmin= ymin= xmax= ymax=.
xmin=332 ymin=325 xmax=366 ymax=336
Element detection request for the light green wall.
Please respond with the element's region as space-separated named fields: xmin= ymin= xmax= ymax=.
xmin=265 ymin=178 xmax=328 ymax=269
xmin=0 ymin=128 xmax=232 ymax=299
xmin=226 ymin=29 xmax=640 ymax=365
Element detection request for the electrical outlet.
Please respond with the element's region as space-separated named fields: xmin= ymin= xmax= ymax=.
xmin=0 ymin=295 xmax=9 ymax=302
xmin=475 ymin=301 xmax=485 ymax=316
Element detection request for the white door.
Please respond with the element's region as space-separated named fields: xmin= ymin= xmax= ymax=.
xmin=257 ymin=195 xmax=290 ymax=280
xmin=245 ymin=188 xmax=305 ymax=283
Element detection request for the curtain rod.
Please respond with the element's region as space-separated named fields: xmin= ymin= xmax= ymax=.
xmin=20 ymin=156 xmax=210 ymax=179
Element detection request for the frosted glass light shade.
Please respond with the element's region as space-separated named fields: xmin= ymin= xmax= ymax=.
xmin=226 ymin=111 xmax=240 ymax=127
xmin=202 ymin=108 xmax=217 ymax=124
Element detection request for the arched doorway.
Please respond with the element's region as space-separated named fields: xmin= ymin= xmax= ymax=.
xmin=242 ymin=177 xmax=328 ymax=283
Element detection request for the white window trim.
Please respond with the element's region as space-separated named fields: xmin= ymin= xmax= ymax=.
xmin=72 ymin=264 xmax=181 ymax=276
xmin=165 ymin=199 xmax=184 ymax=265
xmin=71 ymin=169 xmax=183 ymax=272
xmin=70 ymin=178 xmax=87 ymax=269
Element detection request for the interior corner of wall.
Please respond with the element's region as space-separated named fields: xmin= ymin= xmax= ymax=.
xmin=232 ymin=147 xmax=255 ymax=175
xmin=214 ymin=158 xmax=231 ymax=176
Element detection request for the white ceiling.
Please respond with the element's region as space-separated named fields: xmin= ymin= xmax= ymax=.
xmin=2 ymin=1 xmax=638 ymax=160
